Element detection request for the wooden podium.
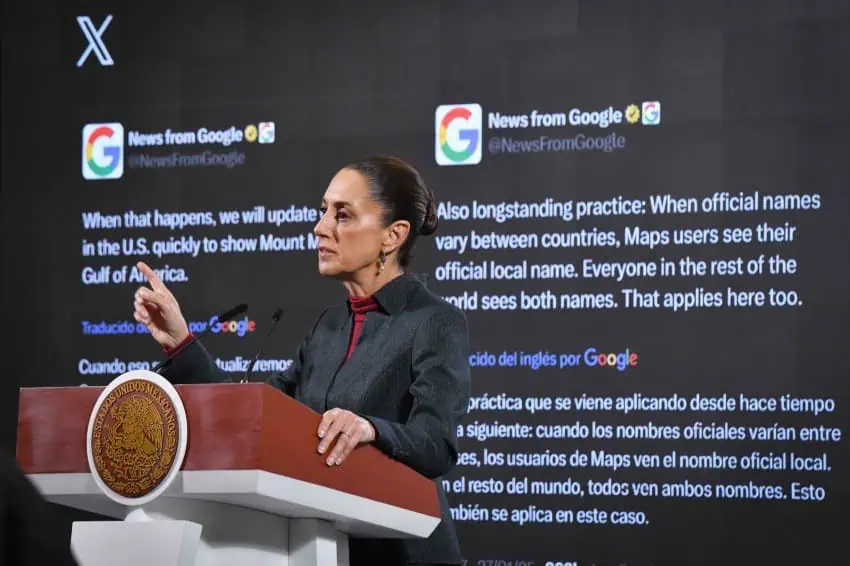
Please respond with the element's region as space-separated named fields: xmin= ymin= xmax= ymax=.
xmin=16 ymin=380 xmax=441 ymax=566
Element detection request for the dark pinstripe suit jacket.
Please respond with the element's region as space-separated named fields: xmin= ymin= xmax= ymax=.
xmin=162 ymin=273 xmax=471 ymax=566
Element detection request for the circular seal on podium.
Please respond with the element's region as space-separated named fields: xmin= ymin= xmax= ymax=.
xmin=86 ymin=370 xmax=188 ymax=506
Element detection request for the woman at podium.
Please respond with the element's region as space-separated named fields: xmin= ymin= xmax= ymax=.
xmin=133 ymin=155 xmax=471 ymax=566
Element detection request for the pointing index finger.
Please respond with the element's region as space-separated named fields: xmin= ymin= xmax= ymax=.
xmin=136 ymin=261 xmax=166 ymax=291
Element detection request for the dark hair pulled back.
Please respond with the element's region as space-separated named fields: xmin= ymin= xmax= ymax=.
xmin=344 ymin=155 xmax=438 ymax=268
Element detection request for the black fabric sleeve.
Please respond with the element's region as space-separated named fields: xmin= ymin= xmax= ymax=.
xmin=363 ymin=307 xmax=472 ymax=479
xmin=160 ymin=337 xmax=300 ymax=397
xmin=158 ymin=339 xmax=229 ymax=384
xmin=161 ymin=309 xmax=328 ymax=397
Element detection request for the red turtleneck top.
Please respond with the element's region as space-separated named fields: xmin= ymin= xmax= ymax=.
xmin=345 ymin=295 xmax=380 ymax=362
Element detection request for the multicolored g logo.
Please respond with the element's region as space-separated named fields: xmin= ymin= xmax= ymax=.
xmin=82 ymin=123 xmax=124 ymax=180
xmin=641 ymin=102 xmax=661 ymax=125
xmin=435 ymin=104 xmax=482 ymax=166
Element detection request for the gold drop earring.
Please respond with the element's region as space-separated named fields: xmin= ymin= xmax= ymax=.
xmin=378 ymin=251 xmax=386 ymax=272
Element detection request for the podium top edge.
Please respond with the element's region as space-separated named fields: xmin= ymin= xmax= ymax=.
xmin=19 ymin=382 xmax=273 ymax=391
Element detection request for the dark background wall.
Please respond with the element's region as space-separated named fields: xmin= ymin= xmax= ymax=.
xmin=2 ymin=1 xmax=848 ymax=564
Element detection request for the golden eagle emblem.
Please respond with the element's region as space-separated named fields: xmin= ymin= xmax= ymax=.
xmin=90 ymin=379 xmax=179 ymax=498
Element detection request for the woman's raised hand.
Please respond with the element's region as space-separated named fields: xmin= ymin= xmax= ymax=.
xmin=132 ymin=261 xmax=190 ymax=350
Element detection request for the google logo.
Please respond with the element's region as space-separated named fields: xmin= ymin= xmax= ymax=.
xmin=556 ymin=348 xmax=639 ymax=371
xmin=641 ymin=101 xmax=661 ymax=125
xmin=583 ymin=347 xmax=638 ymax=371
xmin=435 ymin=104 xmax=482 ymax=166
xmin=188 ymin=316 xmax=256 ymax=338
xmin=82 ymin=122 xmax=124 ymax=180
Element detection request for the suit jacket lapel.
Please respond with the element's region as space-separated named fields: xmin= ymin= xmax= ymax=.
xmin=309 ymin=313 xmax=351 ymax=412
xmin=325 ymin=312 xmax=385 ymax=412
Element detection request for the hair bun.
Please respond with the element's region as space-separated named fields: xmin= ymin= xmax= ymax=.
xmin=420 ymin=196 xmax=439 ymax=236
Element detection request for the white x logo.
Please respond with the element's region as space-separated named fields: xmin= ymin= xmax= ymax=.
xmin=76 ymin=15 xmax=114 ymax=68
